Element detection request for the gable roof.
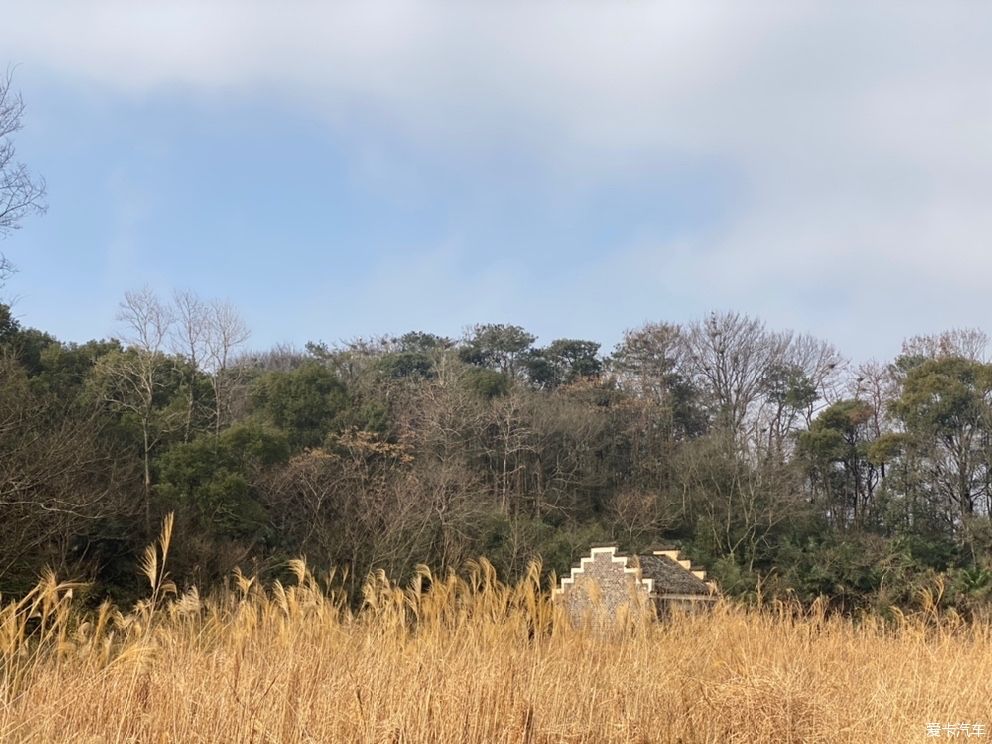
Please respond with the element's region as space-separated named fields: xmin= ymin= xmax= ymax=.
xmin=633 ymin=553 xmax=714 ymax=596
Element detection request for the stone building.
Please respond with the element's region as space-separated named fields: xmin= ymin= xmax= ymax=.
xmin=556 ymin=544 xmax=717 ymax=627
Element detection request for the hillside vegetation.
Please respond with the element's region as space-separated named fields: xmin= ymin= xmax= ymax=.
xmin=4 ymin=294 xmax=992 ymax=613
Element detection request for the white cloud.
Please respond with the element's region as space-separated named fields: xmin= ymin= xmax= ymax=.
xmin=5 ymin=1 xmax=992 ymax=358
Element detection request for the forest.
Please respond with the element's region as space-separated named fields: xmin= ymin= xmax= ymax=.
xmin=3 ymin=291 xmax=992 ymax=614
xmin=6 ymin=12 xmax=992 ymax=740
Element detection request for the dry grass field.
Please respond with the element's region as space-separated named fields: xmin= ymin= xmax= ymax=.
xmin=1 ymin=519 xmax=990 ymax=743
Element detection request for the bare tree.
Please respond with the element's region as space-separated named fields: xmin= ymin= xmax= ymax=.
xmin=0 ymin=357 xmax=131 ymax=588
xmin=849 ymin=360 xmax=897 ymax=442
xmin=680 ymin=312 xmax=844 ymax=455
xmin=118 ymin=287 xmax=173 ymax=353
xmin=610 ymin=322 xmax=685 ymax=403
xmin=761 ymin=333 xmax=845 ymax=453
xmin=97 ymin=288 xmax=177 ymax=530
xmin=681 ymin=312 xmax=790 ymax=438
xmin=0 ymin=69 xmax=46 ymax=239
xmin=486 ymin=393 xmax=537 ymax=513
xmin=611 ymin=488 xmax=682 ymax=546
xmin=901 ymin=328 xmax=991 ymax=363
xmin=171 ymin=290 xmax=210 ymax=441
xmin=785 ymin=333 xmax=845 ymax=411
xmin=235 ymin=342 xmax=307 ymax=374
xmin=205 ymin=300 xmax=250 ymax=438
xmin=0 ymin=255 xmax=12 ymax=287
xmin=677 ymin=432 xmax=803 ymax=572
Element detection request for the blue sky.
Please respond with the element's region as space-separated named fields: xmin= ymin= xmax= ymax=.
xmin=3 ymin=3 xmax=992 ymax=360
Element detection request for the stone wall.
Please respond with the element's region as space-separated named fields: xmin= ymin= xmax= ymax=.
xmin=558 ymin=546 xmax=651 ymax=629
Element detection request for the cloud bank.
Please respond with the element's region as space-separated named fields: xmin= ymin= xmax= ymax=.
xmin=3 ymin=2 xmax=991 ymax=358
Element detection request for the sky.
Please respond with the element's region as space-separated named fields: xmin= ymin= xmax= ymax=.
xmin=1 ymin=2 xmax=991 ymax=361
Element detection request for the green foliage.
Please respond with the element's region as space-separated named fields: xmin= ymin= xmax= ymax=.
xmin=156 ymin=423 xmax=289 ymax=537
xmin=708 ymin=555 xmax=760 ymax=598
xmin=0 ymin=304 xmax=60 ymax=375
xmin=764 ymin=363 xmax=817 ymax=412
xmin=395 ymin=331 xmax=452 ymax=353
xmin=459 ymin=323 xmax=536 ymax=376
xmin=250 ymin=363 xmax=349 ymax=448
xmin=525 ymin=339 xmax=602 ymax=389
xmin=891 ymin=356 xmax=992 ymax=517
xmin=798 ymin=399 xmax=875 ymax=469
xmin=0 ymin=303 xmax=17 ymax=340
xmin=866 ymin=432 xmax=905 ymax=466
xmin=33 ymin=339 xmax=122 ymax=396
xmin=462 ymin=367 xmax=510 ymax=398
xmin=373 ymin=351 xmax=435 ymax=380
xmin=893 ymin=357 xmax=992 ymax=435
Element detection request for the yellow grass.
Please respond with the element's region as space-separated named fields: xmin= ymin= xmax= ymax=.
xmin=1 ymin=524 xmax=990 ymax=742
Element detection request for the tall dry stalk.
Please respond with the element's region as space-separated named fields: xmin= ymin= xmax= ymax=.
xmin=0 ymin=542 xmax=990 ymax=742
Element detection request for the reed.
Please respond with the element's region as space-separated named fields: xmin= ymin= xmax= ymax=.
xmin=1 ymin=517 xmax=989 ymax=742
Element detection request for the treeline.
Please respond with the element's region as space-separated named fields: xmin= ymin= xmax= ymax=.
xmin=2 ymin=291 xmax=992 ymax=612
